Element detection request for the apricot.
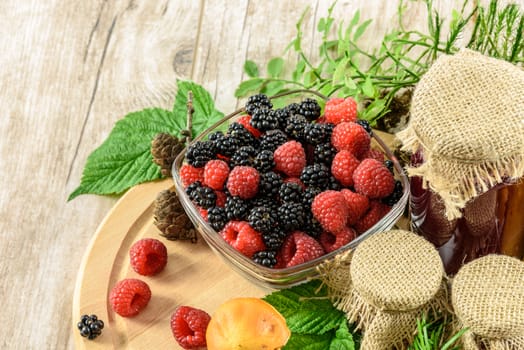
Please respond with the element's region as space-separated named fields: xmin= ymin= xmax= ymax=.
xmin=206 ymin=297 xmax=291 ymax=350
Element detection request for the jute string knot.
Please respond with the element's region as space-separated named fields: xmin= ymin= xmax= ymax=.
xmin=318 ymin=230 xmax=450 ymax=349
xmin=397 ymin=49 xmax=524 ymax=220
xmin=451 ymin=254 xmax=524 ymax=350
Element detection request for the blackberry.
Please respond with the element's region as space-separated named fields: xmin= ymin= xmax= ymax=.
xmin=245 ymin=93 xmax=272 ymax=115
xmin=227 ymin=122 xmax=259 ymax=148
xmin=278 ymin=182 xmax=303 ymax=203
xmin=77 ymin=314 xmax=104 ymax=340
xmin=259 ymin=171 xmax=283 ymax=198
xmin=304 ymin=123 xmax=334 ymax=145
xmin=284 ymin=114 xmax=308 ymax=141
xmin=186 ymin=181 xmax=216 ymax=209
xmin=253 ymin=150 xmax=275 ymax=173
xmin=298 ymin=98 xmax=321 ymax=121
xmin=252 ymin=250 xmax=278 ymax=268
xmin=250 ymin=108 xmax=280 ymax=132
xmin=230 ymin=145 xmax=257 ymax=167
xmin=208 ymin=130 xmax=224 ymax=141
xmin=300 ymin=163 xmax=330 ymax=190
xmin=207 ymin=206 xmax=228 ymax=231
xmin=356 ymin=119 xmax=373 ymax=135
xmin=384 ymin=160 xmax=394 ymax=174
xmin=211 ymin=133 xmax=239 ymax=158
xmin=314 ymin=143 xmax=337 ymax=166
xmin=304 ymin=214 xmax=323 ymax=238
xmin=225 ymin=196 xmax=250 ymax=220
xmin=259 ymin=129 xmax=288 ymax=152
xmin=278 ymin=202 xmax=306 ymax=232
xmin=284 ymin=102 xmax=301 ymax=117
xmin=302 ymin=186 xmax=322 ymax=210
xmin=185 ymin=141 xmax=216 ymax=168
xmin=328 ymin=175 xmax=342 ymax=190
xmin=382 ymin=180 xmax=404 ymax=206
xmin=262 ymin=230 xmax=286 ymax=251
xmin=248 ymin=206 xmax=276 ymax=234
xmin=272 ymin=108 xmax=290 ymax=130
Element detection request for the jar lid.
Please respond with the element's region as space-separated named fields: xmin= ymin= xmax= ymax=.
xmin=397 ymin=49 xmax=524 ymax=220
xmin=452 ymin=255 xmax=524 ymax=339
xmin=350 ymin=230 xmax=444 ymax=311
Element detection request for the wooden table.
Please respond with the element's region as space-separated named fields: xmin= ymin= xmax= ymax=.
xmin=1 ymin=0 xmax=520 ymax=348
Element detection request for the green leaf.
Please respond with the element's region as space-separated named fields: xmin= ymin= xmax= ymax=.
xmin=267 ymin=57 xmax=285 ymax=78
xmin=318 ymin=17 xmax=326 ymax=32
xmin=330 ymin=320 xmax=355 ymax=350
xmin=173 ymin=80 xmax=224 ymax=137
xmin=292 ymin=59 xmax=307 ymax=81
xmin=360 ymin=98 xmax=387 ymax=124
xmin=263 ymin=280 xmax=346 ymax=335
xmin=333 ymin=57 xmax=349 ymax=84
xmin=344 ymin=75 xmax=357 ymax=90
xmin=68 ymin=108 xmax=183 ymax=200
xmin=303 ymin=71 xmax=318 ymax=87
xmin=361 ymin=76 xmax=375 ymax=97
xmin=261 ymin=80 xmax=286 ymax=97
xmin=353 ymin=19 xmax=372 ymax=41
xmin=284 ymin=333 xmax=333 ymax=350
xmin=234 ymin=78 xmax=265 ymax=97
xmin=243 ymin=60 xmax=259 ymax=77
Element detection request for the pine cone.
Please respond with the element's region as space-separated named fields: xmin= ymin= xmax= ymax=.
xmin=153 ymin=188 xmax=197 ymax=243
xmin=151 ymin=133 xmax=185 ymax=177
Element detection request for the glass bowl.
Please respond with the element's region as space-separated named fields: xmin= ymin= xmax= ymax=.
xmin=172 ymin=90 xmax=409 ymax=290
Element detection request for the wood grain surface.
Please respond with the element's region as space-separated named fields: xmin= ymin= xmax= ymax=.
xmin=0 ymin=0 xmax=520 ymax=348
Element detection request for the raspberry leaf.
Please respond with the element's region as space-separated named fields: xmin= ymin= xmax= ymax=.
xmin=69 ymin=80 xmax=223 ymax=200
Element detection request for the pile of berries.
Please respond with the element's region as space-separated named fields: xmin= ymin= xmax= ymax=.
xmin=180 ymin=94 xmax=403 ymax=269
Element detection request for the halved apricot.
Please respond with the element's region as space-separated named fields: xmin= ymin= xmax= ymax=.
xmin=206 ymin=297 xmax=291 ymax=350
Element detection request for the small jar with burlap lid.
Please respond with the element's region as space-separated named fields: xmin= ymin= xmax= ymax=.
xmin=451 ymin=254 xmax=524 ymax=350
xmin=397 ymin=49 xmax=524 ymax=275
xmin=319 ymin=229 xmax=450 ymax=349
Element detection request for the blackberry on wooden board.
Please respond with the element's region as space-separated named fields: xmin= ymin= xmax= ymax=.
xmin=77 ymin=314 xmax=104 ymax=340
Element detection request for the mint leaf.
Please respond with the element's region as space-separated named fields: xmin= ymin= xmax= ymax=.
xmin=284 ymin=333 xmax=332 ymax=350
xmin=173 ymin=80 xmax=224 ymax=137
xmin=244 ymin=60 xmax=259 ymax=77
xmin=69 ymin=80 xmax=224 ymax=200
xmin=263 ymin=280 xmax=346 ymax=335
xmin=68 ymin=108 xmax=182 ymax=200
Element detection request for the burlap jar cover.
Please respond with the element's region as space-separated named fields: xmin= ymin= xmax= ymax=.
xmin=451 ymin=255 xmax=524 ymax=350
xmin=397 ymin=49 xmax=524 ymax=220
xmin=318 ymin=230 xmax=450 ymax=349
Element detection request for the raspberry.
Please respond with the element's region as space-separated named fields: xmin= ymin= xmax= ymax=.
xmin=237 ymin=115 xmax=262 ymax=138
xmin=353 ymin=158 xmax=395 ymax=199
xmin=198 ymin=207 xmax=208 ymax=221
xmin=273 ymin=141 xmax=306 ymax=177
xmin=280 ymin=231 xmax=325 ymax=267
xmin=109 ymin=279 xmax=151 ymax=317
xmin=203 ymin=159 xmax=229 ymax=190
xmin=354 ymin=200 xmax=391 ymax=234
xmin=171 ymin=306 xmax=211 ymax=349
xmin=219 ymin=221 xmax=266 ymax=257
xmin=215 ymin=190 xmax=227 ymax=207
xmin=341 ymin=189 xmax=370 ymax=225
xmin=129 ymin=238 xmax=168 ymax=276
xmin=179 ymin=164 xmax=205 ymax=187
xmin=362 ymin=148 xmax=385 ymax=162
xmin=324 ymin=97 xmax=357 ymax=124
xmin=226 ymin=166 xmax=260 ymax=199
xmin=331 ymin=150 xmax=360 ymax=187
xmin=331 ymin=122 xmax=371 ymax=158
xmin=319 ymin=227 xmax=356 ymax=253
xmin=311 ymin=190 xmax=349 ymax=233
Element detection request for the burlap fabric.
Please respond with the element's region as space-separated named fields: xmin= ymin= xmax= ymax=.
xmin=318 ymin=230 xmax=450 ymax=349
xmin=397 ymin=49 xmax=524 ymax=220
xmin=452 ymin=255 xmax=524 ymax=350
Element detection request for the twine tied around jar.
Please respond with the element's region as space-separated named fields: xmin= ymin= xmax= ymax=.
xmin=397 ymin=49 xmax=524 ymax=220
xmin=318 ymin=230 xmax=451 ymax=349
xmin=451 ymin=255 xmax=524 ymax=350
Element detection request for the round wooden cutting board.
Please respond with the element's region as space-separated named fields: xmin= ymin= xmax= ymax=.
xmin=72 ymin=178 xmax=265 ymax=349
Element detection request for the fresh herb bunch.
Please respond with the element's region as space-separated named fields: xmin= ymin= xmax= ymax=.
xmin=236 ymin=0 xmax=523 ymax=126
xmin=408 ymin=313 xmax=467 ymax=350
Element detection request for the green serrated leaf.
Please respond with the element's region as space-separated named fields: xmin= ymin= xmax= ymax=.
xmin=68 ymin=108 xmax=182 ymax=200
xmin=173 ymin=80 xmax=224 ymax=137
xmin=263 ymin=280 xmax=346 ymax=335
xmin=330 ymin=320 xmax=355 ymax=350
xmin=267 ymin=57 xmax=285 ymax=78
xmin=243 ymin=60 xmax=259 ymax=77
xmin=284 ymin=333 xmax=333 ymax=350
xmin=234 ymin=78 xmax=265 ymax=97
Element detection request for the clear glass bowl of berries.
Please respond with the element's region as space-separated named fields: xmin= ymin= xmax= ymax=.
xmin=172 ymin=89 xmax=409 ymax=290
